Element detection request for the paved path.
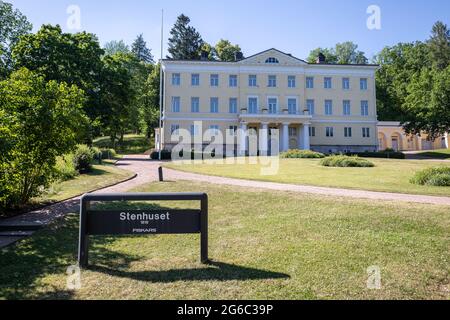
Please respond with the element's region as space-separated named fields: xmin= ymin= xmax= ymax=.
xmin=161 ymin=165 xmax=450 ymax=207
xmin=0 ymin=155 xmax=156 ymax=248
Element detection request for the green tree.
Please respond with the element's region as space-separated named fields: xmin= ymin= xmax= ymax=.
xmin=104 ymin=40 xmax=130 ymax=56
xmin=139 ymin=63 xmax=161 ymax=138
xmin=131 ymin=34 xmax=154 ymax=63
xmin=0 ymin=1 xmax=32 ymax=77
xmin=13 ymin=24 xmax=105 ymax=130
xmin=215 ymin=39 xmax=242 ymax=61
xmin=167 ymin=14 xmax=204 ymax=60
xmin=306 ymin=48 xmax=337 ymax=64
xmin=0 ymin=68 xmax=88 ymax=210
xmin=428 ymin=21 xmax=450 ymax=70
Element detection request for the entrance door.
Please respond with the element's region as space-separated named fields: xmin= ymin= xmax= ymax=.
xmin=392 ymin=138 xmax=399 ymax=151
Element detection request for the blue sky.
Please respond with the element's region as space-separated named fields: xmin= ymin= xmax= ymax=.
xmin=9 ymin=0 xmax=450 ymax=61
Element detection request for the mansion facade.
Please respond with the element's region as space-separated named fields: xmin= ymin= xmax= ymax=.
xmin=157 ymin=48 xmax=380 ymax=155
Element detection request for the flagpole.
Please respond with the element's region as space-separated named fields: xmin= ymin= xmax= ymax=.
xmin=158 ymin=9 xmax=164 ymax=161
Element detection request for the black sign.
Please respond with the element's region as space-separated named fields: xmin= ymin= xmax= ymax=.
xmin=78 ymin=193 xmax=208 ymax=268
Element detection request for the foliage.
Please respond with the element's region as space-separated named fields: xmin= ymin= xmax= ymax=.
xmin=307 ymin=42 xmax=368 ymax=64
xmin=54 ymin=154 xmax=78 ymax=181
xmin=0 ymin=68 xmax=87 ymax=210
xmin=320 ymin=155 xmax=375 ymax=168
xmin=94 ymin=134 xmax=151 ymax=154
xmin=0 ymin=1 xmax=32 ymax=77
xmin=347 ymin=149 xmax=406 ymax=159
xmin=104 ymin=40 xmax=130 ymax=56
xmin=215 ymin=39 xmax=242 ymax=61
xmin=72 ymin=144 xmax=94 ymax=173
xmin=428 ymin=21 xmax=450 ymax=71
xmin=101 ymin=148 xmax=117 ymax=159
xmin=167 ymin=14 xmax=204 ymax=60
xmin=280 ymin=150 xmax=325 ymax=159
xmin=131 ymin=34 xmax=154 ymax=63
xmin=411 ymin=167 xmax=450 ymax=186
xmin=139 ymin=63 xmax=161 ymax=137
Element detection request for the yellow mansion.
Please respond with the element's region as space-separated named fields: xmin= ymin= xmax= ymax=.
xmin=158 ymin=48 xmax=380 ymax=155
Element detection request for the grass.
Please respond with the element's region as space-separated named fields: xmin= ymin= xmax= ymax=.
xmin=416 ymin=149 xmax=450 ymax=159
xmin=93 ymin=134 xmax=152 ymax=155
xmin=36 ymin=164 xmax=134 ymax=203
xmin=0 ymin=180 xmax=448 ymax=300
xmin=165 ymin=158 xmax=450 ymax=197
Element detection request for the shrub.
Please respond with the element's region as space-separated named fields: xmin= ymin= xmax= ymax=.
xmin=320 ymin=155 xmax=375 ymax=168
xmin=347 ymin=149 xmax=405 ymax=159
xmin=72 ymin=145 xmax=94 ymax=173
xmin=54 ymin=154 xmax=79 ymax=181
xmin=281 ymin=149 xmax=325 ymax=159
xmin=410 ymin=167 xmax=450 ymax=186
xmin=91 ymin=147 xmax=102 ymax=160
xmin=101 ymin=148 xmax=116 ymax=159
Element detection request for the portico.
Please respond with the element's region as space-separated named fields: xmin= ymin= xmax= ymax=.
xmin=238 ymin=111 xmax=312 ymax=155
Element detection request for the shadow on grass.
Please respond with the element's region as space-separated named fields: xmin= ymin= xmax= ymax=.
xmin=90 ymin=261 xmax=289 ymax=283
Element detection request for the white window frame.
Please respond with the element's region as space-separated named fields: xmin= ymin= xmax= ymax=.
xmin=210 ymin=74 xmax=219 ymax=87
xmin=210 ymin=97 xmax=219 ymax=113
xmin=268 ymin=75 xmax=277 ymax=88
xmin=229 ymin=75 xmax=238 ymax=87
xmin=191 ymin=74 xmax=200 ymax=86
xmin=344 ymin=127 xmax=352 ymax=138
xmin=362 ymin=127 xmax=371 ymax=138
xmin=288 ymin=75 xmax=296 ymax=88
xmin=267 ymin=96 xmax=278 ymax=114
xmin=171 ymin=96 xmax=181 ymax=113
xmin=170 ymin=124 xmax=180 ymax=136
xmin=229 ymin=98 xmax=238 ymax=114
xmin=361 ymin=100 xmax=369 ymax=116
xmin=190 ymin=124 xmax=200 ymax=136
xmin=342 ymin=78 xmax=350 ymax=90
xmin=324 ymin=77 xmax=332 ymax=89
xmin=248 ymin=96 xmax=259 ymax=114
xmin=306 ymin=76 xmax=314 ymax=89
xmin=326 ymin=127 xmax=334 ymax=137
xmin=309 ymin=126 xmax=316 ymax=137
xmin=172 ymin=73 xmax=181 ymax=86
xmin=325 ymin=100 xmax=333 ymax=115
xmin=343 ymin=100 xmax=351 ymax=116
xmin=286 ymin=96 xmax=298 ymax=114
xmin=191 ymin=97 xmax=200 ymax=113
xmin=249 ymin=75 xmax=257 ymax=87
xmin=306 ymin=99 xmax=315 ymax=115
xmin=360 ymin=78 xmax=368 ymax=90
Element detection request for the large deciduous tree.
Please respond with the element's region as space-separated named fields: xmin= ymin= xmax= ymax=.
xmin=0 ymin=68 xmax=88 ymax=210
xmin=167 ymin=14 xmax=204 ymax=60
xmin=307 ymin=42 xmax=368 ymax=64
xmin=131 ymin=34 xmax=154 ymax=63
xmin=104 ymin=40 xmax=130 ymax=56
xmin=215 ymin=39 xmax=243 ymax=61
xmin=0 ymin=1 xmax=32 ymax=78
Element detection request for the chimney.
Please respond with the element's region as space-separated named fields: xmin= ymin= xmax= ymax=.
xmin=234 ymin=51 xmax=244 ymax=61
xmin=200 ymin=50 xmax=209 ymax=61
xmin=316 ymin=52 xmax=326 ymax=64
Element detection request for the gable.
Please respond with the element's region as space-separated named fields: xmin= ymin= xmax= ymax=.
xmin=238 ymin=48 xmax=308 ymax=66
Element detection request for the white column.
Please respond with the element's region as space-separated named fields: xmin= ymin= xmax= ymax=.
xmin=303 ymin=123 xmax=311 ymax=150
xmin=259 ymin=123 xmax=269 ymax=156
xmin=298 ymin=126 xmax=304 ymax=150
xmin=239 ymin=122 xmax=248 ymax=156
xmin=282 ymin=123 xmax=289 ymax=152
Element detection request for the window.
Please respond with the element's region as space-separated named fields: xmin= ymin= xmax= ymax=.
xmin=191 ymin=74 xmax=200 ymax=86
xmin=324 ymin=77 xmax=332 ymax=89
xmin=208 ymin=125 xmax=220 ymax=136
xmin=190 ymin=124 xmax=199 ymax=136
xmin=325 ymin=100 xmax=333 ymax=115
xmin=170 ymin=124 xmax=180 ymax=135
xmin=288 ymin=76 xmax=296 ymax=88
xmin=288 ymin=98 xmax=297 ymax=114
xmin=289 ymin=127 xmax=297 ymax=137
xmin=191 ymin=97 xmax=200 ymax=113
xmin=309 ymin=127 xmax=316 ymax=137
xmin=268 ymin=98 xmax=278 ymax=114
xmin=229 ymin=75 xmax=238 ymax=87
xmin=229 ymin=98 xmax=238 ymax=114
xmin=210 ymin=97 xmax=219 ymax=113
xmin=344 ymin=127 xmax=352 ymax=137
xmin=248 ymin=97 xmax=258 ymax=114
xmin=249 ymin=75 xmax=257 ymax=87
xmin=171 ymin=97 xmax=180 ymax=112
xmin=268 ymin=75 xmax=277 ymax=87
xmin=360 ymin=78 xmax=368 ymax=90
xmin=306 ymin=77 xmax=314 ymax=89
xmin=361 ymin=101 xmax=369 ymax=116
xmin=228 ymin=126 xmax=238 ymax=136
xmin=343 ymin=100 xmax=351 ymax=116
xmin=210 ymin=74 xmax=219 ymax=87
xmin=326 ymin=127 xmax=334 ymax=137
xmin=342 ymin=78 xmax=350 ymax=90
xmin=265 ymin=57 xmax=279 ymax=64
xmin=362 ymin=127 xmax=371 ymax=138
xmin=172 ymin=73 xmax=181 ymax=86
xmin=306 ymin=100 xmax=315 ymax=115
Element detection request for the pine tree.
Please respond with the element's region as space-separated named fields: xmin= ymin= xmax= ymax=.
xmin=428 ymin=21 xmax=450 ymax=70
xmin=131 ymin=34 xmax=154 ymax=63
xmin=167 ymin=14 xmax=203 ymax=60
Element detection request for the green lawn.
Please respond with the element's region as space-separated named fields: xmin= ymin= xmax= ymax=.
xmin=165 ymin=158 xmax=450 ymax=197
xmin=93 ymin=134 xmax=152 ymax=155
xmin=415 ymin=149 xmax=450 ymax=159
xmin=36 ymin=164 xmax=134 ymax=203
xmin=0 ymin=181 xmax=448 ymax=300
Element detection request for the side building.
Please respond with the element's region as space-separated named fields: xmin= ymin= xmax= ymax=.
xmin=157 ymin=48 xmax=379 ymax=155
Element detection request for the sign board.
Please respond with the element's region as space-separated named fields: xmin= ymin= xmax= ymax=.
xmin=78 ymin=193 xmax=208 ymax=268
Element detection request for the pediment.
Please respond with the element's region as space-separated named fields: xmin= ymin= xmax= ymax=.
xmin=238 ymin=48 xmax=308 ymax=66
